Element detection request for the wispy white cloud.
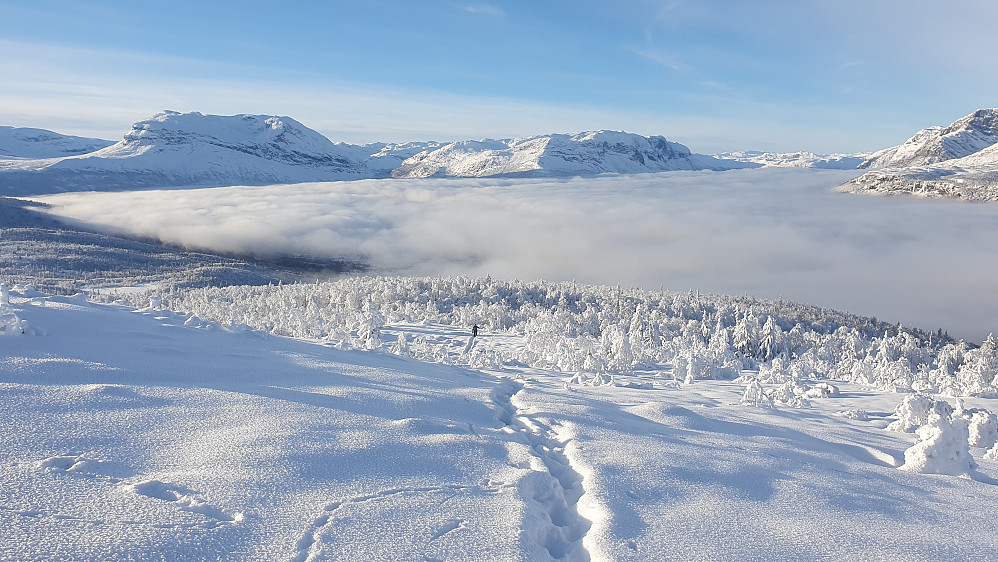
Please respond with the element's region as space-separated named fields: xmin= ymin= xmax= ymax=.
xmin=0 ymin=39 xmax=868 ymax=153
xmin=627 ymin=46 xmax=681 ymax=72
xmin=33 ymin=169 xmax=998 ymax=342
xmin=460 ymin=3 xmax=505 ymax=18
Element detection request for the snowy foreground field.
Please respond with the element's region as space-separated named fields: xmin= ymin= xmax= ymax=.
xmin=5 ymin=279 xmax=998 ymax=561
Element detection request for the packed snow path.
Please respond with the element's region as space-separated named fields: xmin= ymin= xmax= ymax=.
xmin=491 ymin=378 xmax=592 ymax=560
xmin=5 ymin=289 xmax=998 ymax=559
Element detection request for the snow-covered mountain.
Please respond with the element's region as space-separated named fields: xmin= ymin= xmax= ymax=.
xmin=0 ymin=126 xmax=114 ymax=160
xmin=0 ymin=111 xmax=370 ymax=193
xmin=714 ymin=150 xmax=867 ymax=169
xmin=391 ymin=130 xmax=756 ymax=178
xmin=860 ymin=109 xmax=998 ymax=169
xmin=838 ymin=109 xmax=998 ymax=201
xmin=335 ymin=140 xmax=445 ymax=177
xmin=0 ymin=114 xmax=760 ymax=193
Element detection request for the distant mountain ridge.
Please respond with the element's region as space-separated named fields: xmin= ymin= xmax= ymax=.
xmin=838 ymin=108 xmax=998 ymax=201
xmin=9 ymin=110 xmax=961 ymax=196
xmin=0 ymin=126 xmax=114 ymax=160
xmin=0 ymin=111 xmax=759 ymax=194
xmin=390 ymin=130 xmax=755 ymax=178
xmin=713 ymin=150 xmax=867 ymax=170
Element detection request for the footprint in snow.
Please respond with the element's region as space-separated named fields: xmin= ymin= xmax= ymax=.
xmin=126 ymin=479 xmax=244 ymax=524
xmin=37 ymin=454 xmax=135 ymax=480
xmin=431 ymin=518 xmax=464 ymax=539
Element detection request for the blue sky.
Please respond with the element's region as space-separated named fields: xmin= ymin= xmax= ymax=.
xmin=1 ymin=0 xmax=996 ymax=153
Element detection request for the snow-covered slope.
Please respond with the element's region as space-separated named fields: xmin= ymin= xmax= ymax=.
xmin=6 ymin=280 xmax=998 ymax=559
xmin=0 ymin=126 xmax=114 ymax=160
xmin=860 ymin=109 xmax=998 ymax=169
xmin=837 ymin=158 xmax=998 ymax=201
xmin=715 ymin=150 xmax=866 ymax=169
xmin=839 ymin=109 xmax=998 ymax=201
xmin=0 ymin=111 xmax=369 ymax=193
xmin=335 ymin=141 xmax=445 ymax=177
xmin=391 ymin=131 xmax=756 ymax=178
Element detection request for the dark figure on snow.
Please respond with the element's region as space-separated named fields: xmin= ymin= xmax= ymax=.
xmin=472 ymin=324 xmax=479 ymax=337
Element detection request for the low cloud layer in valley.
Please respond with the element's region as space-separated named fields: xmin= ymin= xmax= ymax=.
xmin=33 ymin=168 xmax=998 ymax=342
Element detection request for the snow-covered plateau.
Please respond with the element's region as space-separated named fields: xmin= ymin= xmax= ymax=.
xmin=839 ymin=109 xmax=998 ymax=201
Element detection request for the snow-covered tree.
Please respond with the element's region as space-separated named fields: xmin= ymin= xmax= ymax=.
xmin=900 ymin=409 xmax=976 ymax=476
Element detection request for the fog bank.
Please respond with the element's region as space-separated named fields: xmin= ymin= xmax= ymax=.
xmin=33 ymin=168 xmax=998 ymax=342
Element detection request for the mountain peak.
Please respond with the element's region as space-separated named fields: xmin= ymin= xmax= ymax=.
xmin=840 ymin=108 xmax=998 ymax=201
xmin=0 ymin=114 xmax=757 ymax=194
xmin=0 ymin=112 xmax=369 ymax=193
xmin=390 ymin=129 xmax=741 ymax=179
xmin=115 ymin=111 xmax=344 ymax=166
xmin=861 ymin=108 xmax=998 ymax=169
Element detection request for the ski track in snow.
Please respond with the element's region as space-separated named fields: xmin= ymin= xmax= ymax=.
xmin=490 ymin=378 xmax=592 ymax=561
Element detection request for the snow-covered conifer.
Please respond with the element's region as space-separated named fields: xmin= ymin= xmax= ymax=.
xmin=900 ymin=409 xmax=976 ymax=476
xmin=741 ymin=378 xmax=772 ymax=407
xmin=759 ymin=316 xmax=785 ymax=361
xmin=968 ymin=411 xmax=998 ymax=449
xmin=887 ymin=394 xmax=942 ymax=433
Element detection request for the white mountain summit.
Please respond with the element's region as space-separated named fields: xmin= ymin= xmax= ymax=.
xmin=860 ymin=108 xmax=998 ymax=169
xmin=838 ymin=108 xmax=998 ymax=201
xmin=0 ymin=111 xmax=370 ymax=193
xmin=0 ymin=112 xmax=764 ymax=195
xmin=390 ymin=130 xmax=754 ymax=178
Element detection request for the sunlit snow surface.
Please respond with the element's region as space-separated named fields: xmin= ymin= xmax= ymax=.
xmin=32 ymin=168 xmax=998 ymax=341
xmin=5 ymin=289 xmax=998 ymax=560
